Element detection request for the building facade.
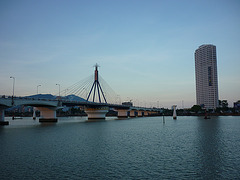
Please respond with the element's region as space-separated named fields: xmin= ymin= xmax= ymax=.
xmin=195 ymin=44 xmax=219 ymax=109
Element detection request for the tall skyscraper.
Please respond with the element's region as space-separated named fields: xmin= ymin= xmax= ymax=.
xmin=195 ymin=44 xmax=219 ymax=109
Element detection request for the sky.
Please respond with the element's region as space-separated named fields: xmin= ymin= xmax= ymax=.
xmin=0 ymin=0 xmax=240 ymax=108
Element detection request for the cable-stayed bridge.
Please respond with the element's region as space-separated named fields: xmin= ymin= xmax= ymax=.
xmin=0 ymin=64 xmax=161 ymax=125
xmin=58 ymin=64 xmax=119 ymax=104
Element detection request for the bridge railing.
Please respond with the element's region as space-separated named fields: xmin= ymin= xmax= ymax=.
xmin=0 ymin=95 xmax=59 ymax=102
xmin=61 ymin=99 xmax=162 ymax=111
xmin=1 ymin=95 xmax=162 ymax=111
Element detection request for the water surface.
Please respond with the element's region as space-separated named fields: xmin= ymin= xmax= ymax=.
xmin=0 ymin=116 xmax=240 ymax=179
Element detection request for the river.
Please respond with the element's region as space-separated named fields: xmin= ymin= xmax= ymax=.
xmin=0 ymin=116 xmax=239 ymax=179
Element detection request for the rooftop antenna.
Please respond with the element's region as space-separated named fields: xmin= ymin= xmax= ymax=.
xmin=86 ymin=63 xmax=107 ymax=103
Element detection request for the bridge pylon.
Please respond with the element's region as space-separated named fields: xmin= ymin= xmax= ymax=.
xmin=84 ymin=64 xmax=109 ymax=120
xmin=86 ymin=64 xmax=107 ymax=103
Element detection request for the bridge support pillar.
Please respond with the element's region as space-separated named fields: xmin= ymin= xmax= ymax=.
xmin=137 ymin=111 xmax=143 ymax=117
xmin=116 ymin=109 xmax=129 ymax=118
xmin=37 ymin=107 xmax=58 ymax=123
xmin=85 ymin=107 xmax=109 ymax=120
xmin=148 ymin=111 xmax=156 ymax=116
xmin=0 ymin=108 xmax=9 ymax=125
xmin=130 ymin=110 xmax=136 ymax=117
xmin=143 ymin=111 xmax=149 ymax=116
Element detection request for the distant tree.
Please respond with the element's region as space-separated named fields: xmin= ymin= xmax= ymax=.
xmin=219 ymin=100 xmax=222 ymax=107
xmin=190 ymin=105 xmax=202 ymax=113
xmin=222 ymin=100 xmax=229 ymax=111
xmin=217 ymin=100 xmax=229 ymax=113
xmin=219 ymin=100 xmax=228 ymax=107
xmin=222 ymin=100 xmax=228 ymax=108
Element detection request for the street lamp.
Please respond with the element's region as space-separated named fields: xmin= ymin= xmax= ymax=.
xmin=56 ymin=84 xmax=60 ymax=97
xmin=10 ymin=76 xmax=15 ymax=97
xmin=37 ymin=85 xmax=41 ymax=94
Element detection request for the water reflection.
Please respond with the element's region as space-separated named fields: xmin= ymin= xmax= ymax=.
xmin=0 ymin=116 xmax=239 ymax=179
xmin=196 ymin=117 xmax=224 ymax=179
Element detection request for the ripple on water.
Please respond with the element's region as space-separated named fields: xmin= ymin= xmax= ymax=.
xmin=0 ymin=116 xmax=240 ymax=179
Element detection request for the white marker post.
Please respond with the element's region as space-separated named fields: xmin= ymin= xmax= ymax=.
xmin=172 ymin=105 xmax=177 ymax=119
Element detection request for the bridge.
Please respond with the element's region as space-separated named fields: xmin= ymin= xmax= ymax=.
xmin=0 ymin=64 xmax=161 ymax=125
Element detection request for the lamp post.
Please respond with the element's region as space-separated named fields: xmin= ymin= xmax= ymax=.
xmin=37 ymin=85 xmax=41 ymax=94
xmin=10 ymin=76 xmax=15 ymax=97
xmin=56 ymin=84 xmax=60 ymax=97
